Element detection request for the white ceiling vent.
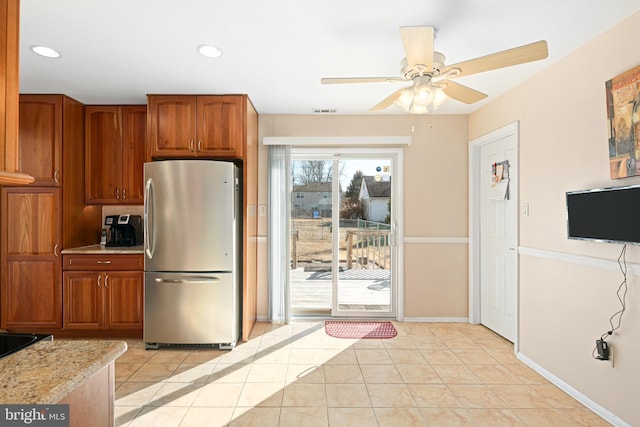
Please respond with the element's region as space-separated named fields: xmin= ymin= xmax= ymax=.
xmin=312 ymin=108 xmax=337 ymax=114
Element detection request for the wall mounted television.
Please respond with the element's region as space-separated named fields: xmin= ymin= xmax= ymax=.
xmin=566 ymin=184 xmax=640 ymax=245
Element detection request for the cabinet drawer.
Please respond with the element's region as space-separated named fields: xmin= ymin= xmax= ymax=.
xmin=63 ymin=254 xmax=144 ymax=271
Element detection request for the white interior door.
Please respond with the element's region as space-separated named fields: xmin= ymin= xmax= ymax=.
xmin=478 ymin=131 xmax=518 ymax=341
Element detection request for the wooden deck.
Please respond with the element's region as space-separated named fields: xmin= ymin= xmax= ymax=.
xmin=290 ymin=267 xmax=391 ymax=315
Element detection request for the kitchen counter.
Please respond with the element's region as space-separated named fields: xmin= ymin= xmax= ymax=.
xmin=61 ymin=244 xmax=144 ymax=254
xmin=0 ymin=339 xmax=126 ymax=404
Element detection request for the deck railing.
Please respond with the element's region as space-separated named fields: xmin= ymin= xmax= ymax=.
xmin=345 ymin=230 xmax=391 ymax=270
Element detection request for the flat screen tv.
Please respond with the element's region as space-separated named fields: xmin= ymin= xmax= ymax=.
xmin=566 ymin=184 xmax=640 ymax=245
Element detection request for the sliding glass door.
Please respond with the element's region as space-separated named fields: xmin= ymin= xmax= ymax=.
xmin=289 ymin=149 xmax=399 ymax=318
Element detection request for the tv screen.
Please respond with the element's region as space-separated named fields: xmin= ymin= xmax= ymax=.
xmin=566 ymin=185 xmax=640 ymax=244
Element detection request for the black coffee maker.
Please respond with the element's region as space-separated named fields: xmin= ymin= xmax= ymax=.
xmin=105 ymin=214 xmax=143 ymax=247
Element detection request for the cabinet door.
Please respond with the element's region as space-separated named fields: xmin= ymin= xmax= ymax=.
xmin=64 ymin=271 xmax=103 ymax=329
xmin=3 ymin=187 xmax=61 ymax=256
xmin=85 ymin=106 xmax=123 ymax=203
xmin=104 ymin=271 xmax=143 ymax=329
xmin=1 ymin=187 xmax=62 ymax=329
xmin=18 ymin=95 xmax=62 ymax=186
xmin=197 ymin=96 xmax=243 ymax=158
xmin=148 ymin=96 xmax=197 ymax=158
xmin=121 ymin=106 xmax=146 ymax=203
xmin=3 ymin=260 xmax=62 ymax=328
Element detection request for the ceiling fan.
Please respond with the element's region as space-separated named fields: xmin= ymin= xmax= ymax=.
xmin=321 ymin=27 xmax=549 ymax=113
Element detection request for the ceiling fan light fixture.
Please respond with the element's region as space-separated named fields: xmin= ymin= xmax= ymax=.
xmin=413 ymin=84 xmax=434 ymax=106
xmin=431 ymin=86 xmax=449 ymax=109
xmin=393 ymin=81 xmax=448 ymax=114
xmin=30 ymin=45 xmax=61 ymax=58
xmin=394 ymin=88 xmax=415 ymax=111
xmin=197 ymin=44 xmax=223 ymax=58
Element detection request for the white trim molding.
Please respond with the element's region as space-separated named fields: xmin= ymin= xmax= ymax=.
xmin=263 ymin=136 xmax=412 ymax=146
xmin=519 ymin=246 xmax=640 ymax=276
xmin=517 ymin=352 xmax=631 ymax=427
xmin=404 ymin=237 xmax=469 ymax=244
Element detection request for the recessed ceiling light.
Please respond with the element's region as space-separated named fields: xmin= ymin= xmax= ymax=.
xmin=30 ymin=45 xmax=61 ymax=58
xmin=197 ymin=44 xmax=222 ymax=58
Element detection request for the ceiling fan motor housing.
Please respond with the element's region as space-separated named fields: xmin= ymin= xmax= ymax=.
xmin=401 ymin=51 xmax=446 ymax=80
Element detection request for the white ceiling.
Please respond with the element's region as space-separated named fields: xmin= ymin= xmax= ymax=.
xmin=19 ymin=0 xmax=640 ymax=115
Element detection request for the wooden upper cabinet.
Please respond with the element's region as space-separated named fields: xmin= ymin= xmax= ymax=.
xmin=148 ymin=96 xmax=196 ymax=157
xmin=85 ymin=105 xmax=145 ymax=204
xmin=197 ymin=96 xmax=243 ymax=158
xmin=18 ymin=95 xmax=63 ymax=186
xmin=122 ymin=106 xmax=146 ymax=203
xmin=85 ymin=106 xmax=121 ymax=202
xmin=148 ymin=95 xmax=243 ymax=159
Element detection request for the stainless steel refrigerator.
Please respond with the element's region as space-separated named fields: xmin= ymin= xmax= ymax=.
xmin=143 ymin=160 xmax=241 ymax=350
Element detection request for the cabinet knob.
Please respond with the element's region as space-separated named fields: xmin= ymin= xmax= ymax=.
xmin=97 ymin=275 xmax=102 ymax=288
xmin=197 ymin=140 xmax=202 ymax=153
xmin=54 ymin=170 xmax=60 ymax=183
xmin=104 ymin=275 xmax=109 ymax=288
xmin=189 ymin=140 xmax=195 ymax=152
xmin=116 ymin=188 xmax=120 ymax=199
xmin=122 ymin=189 xmax=126 ymax=199
xmin=54 ymin=244 xmax=59 ymax=257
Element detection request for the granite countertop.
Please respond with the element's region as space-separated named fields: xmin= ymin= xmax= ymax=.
xmin=61 ymin=244 xmax=144 ymax=254
xmin=0 ymin=339 xmax=127 ymax=404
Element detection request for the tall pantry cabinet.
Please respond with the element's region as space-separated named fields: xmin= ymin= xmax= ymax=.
xmin=0 ymin=95 xmax=101 ymax=330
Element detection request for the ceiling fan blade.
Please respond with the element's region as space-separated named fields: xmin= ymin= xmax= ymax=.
xmin=370 ymin=87 xmax=406 ymax=112
xmin=400 ymin=26 xmax=434 ymax=70
xmin=439 ymin=80 xmax=487 ymax=104
xmin=440 ymin=40 xmax=548 ymax=78
xmin=321 ymin=77 xmax=405 ymax=84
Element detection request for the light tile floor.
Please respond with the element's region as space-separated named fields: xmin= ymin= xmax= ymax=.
xmin=114 ymin=321 xmax=609 ymax=426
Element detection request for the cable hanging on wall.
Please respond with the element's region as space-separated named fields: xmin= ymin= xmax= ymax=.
xmin=592 ymin=244 xmax=629 ymax=361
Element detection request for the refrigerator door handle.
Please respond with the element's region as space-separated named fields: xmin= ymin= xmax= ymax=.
xmin=154 ymin=277 xmax=222 ymax=284
xmin=144 ymin=178 xmax=154 ymax=259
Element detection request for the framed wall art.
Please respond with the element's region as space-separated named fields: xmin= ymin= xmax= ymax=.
xmin=606 ymin=64 xmax=640 ymax=179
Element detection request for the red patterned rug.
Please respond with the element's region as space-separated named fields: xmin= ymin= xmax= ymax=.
xmin=324 ymin=321 xmax=398 ymax=339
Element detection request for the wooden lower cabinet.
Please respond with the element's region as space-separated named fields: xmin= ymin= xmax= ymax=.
xmin=3 ymin=260 xmax=62 ymax=329
xmin=63 ymin=254 xmax=143 ymax=333
xmin=64 ymin=271 xmax=143 ymax=330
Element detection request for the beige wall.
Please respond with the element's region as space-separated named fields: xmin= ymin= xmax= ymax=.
xmin=469 ymin=11 xmax=640 ymax=425
xmin=257 ymin=114 xmax=469 ymax=320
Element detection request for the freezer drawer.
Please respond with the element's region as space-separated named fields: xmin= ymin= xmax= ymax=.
xmin=144 ymin=272 xmax=240 ymax=348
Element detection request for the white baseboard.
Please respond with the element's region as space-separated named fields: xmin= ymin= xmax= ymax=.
xmin=402 ymin=317 xmax=469 ymax=323
xmin=516 ymin=352 xmax=630 ymax=427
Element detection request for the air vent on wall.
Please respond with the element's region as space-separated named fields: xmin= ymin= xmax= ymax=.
xmin=312 ymin=108 xmax=337 ymax=114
